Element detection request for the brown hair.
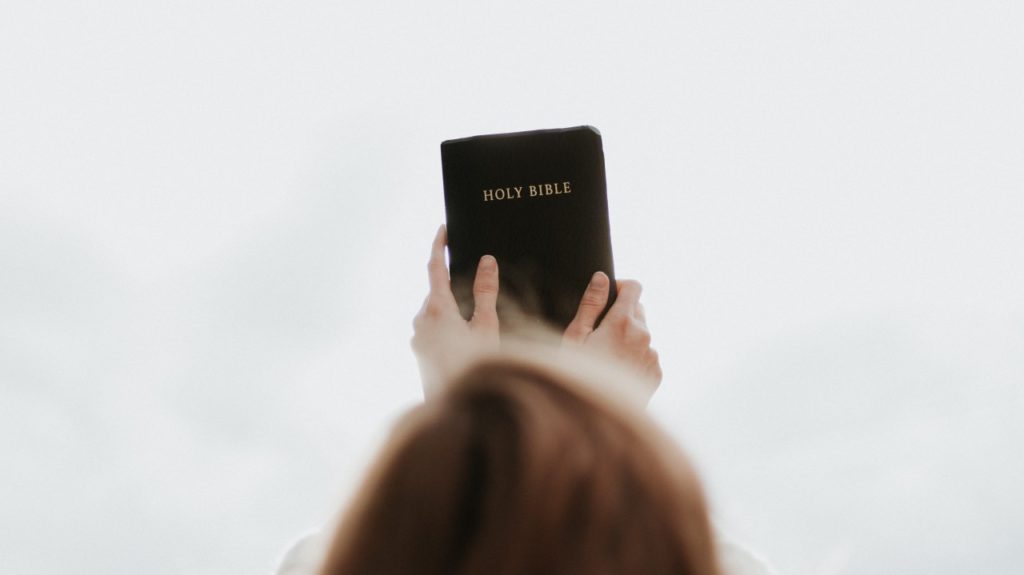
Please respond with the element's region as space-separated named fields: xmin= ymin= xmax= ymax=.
xmin=320 ymin=349 xmax=720 ymax=575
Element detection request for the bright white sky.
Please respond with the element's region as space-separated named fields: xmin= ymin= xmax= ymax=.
xmin=2 ymin=2 xmax=1022 ymax=574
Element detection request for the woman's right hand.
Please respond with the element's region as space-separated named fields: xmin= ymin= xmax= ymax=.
xmin=562 ymin=273 xmax=663 ymax=391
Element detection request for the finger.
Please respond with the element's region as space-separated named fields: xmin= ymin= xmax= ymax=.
xmin=564 ymin=271 xmax=611 ymax=343
xmin=646 ymin=348 xmax=663 ymax=387
xmin=609 ymin=279 xmax=642 ymax=317
xmin=427 ymin=225 xmax=453 ymax=297
xmin=470 ymin=255 xmax=499 ymax=328
xmin=635 ymin=301 xmax=647 ymax=323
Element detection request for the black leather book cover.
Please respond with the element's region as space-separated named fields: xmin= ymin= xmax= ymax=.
xmin=441 ymin=125 xmax=616 ymax=331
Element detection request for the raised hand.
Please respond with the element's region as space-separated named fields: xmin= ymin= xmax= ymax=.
xmin=411 ymin=225 xmax=501 ymax=396
xmin=563 ymin=272 xmax=663 ymax=390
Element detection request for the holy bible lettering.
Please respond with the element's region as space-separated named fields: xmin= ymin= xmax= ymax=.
xmin=482 ymin=181 xmax=572 ymax=202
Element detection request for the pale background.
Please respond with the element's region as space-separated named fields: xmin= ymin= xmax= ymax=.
xmin=2 ymin=2 xmax=1022 ymax=574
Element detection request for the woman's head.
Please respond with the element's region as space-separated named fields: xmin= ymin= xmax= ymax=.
xmin=320 ymin=348 xmax=719 ymax=575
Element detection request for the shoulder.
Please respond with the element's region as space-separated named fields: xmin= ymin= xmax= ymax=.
xmin=715 ymin=530 xmax=778 ymax=575
xmin=274 ymin=530 xmax=328 ymax=575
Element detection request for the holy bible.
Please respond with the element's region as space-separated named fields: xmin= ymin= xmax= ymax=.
xmin=441 ymin=125 xmax=616 ymax=331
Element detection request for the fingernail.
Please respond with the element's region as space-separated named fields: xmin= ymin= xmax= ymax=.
xmin=591 ymin=271 xmax=608 ymax=288
xmin=480 ymin=255 xmax=497 ymax=271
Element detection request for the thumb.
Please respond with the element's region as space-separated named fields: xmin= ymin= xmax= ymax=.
xmin=469 ymin=255 xmax=499 ymax=331
xmin=563 ymin=271 xmax=610 ymax=344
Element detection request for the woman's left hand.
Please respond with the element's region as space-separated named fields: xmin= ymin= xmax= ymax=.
xmin=411 ymin=225 xmax=500 ymax=397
